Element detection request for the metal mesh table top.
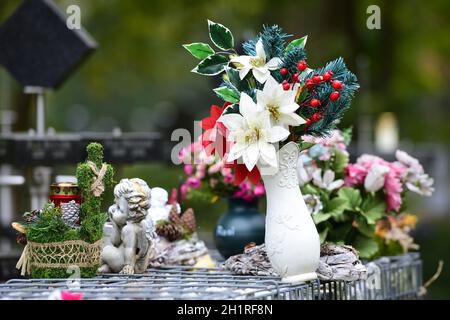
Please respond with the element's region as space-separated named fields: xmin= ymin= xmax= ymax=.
xmin=0 ymin=253 xmax=422 ymax=300
xmin=0 ymin=266 xmax=320 ymax=300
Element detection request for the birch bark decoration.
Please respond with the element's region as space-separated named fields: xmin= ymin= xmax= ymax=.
xmin=222 ymin=243 xmax=367 ymax=282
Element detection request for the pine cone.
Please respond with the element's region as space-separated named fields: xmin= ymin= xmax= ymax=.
xmin=181 ymin=208 xmax=197 ymax=234
xmin=156 ymin=223 xmax=183 ymax=242
xmin=61 ymin=200 xmax=80 ymax=228
xmin=168 ymin=204 xmax=182 ymax=224
xmin=24 ymin=210 xmax=41 ymax=223
xmin=16 ymin=233 xmax=27 ymax=246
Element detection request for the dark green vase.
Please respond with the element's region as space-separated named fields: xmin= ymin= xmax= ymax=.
xmin=214 ymin=198 xmax=265 ymax=259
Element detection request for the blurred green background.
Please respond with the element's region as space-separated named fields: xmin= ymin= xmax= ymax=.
xmin=0 ymin=0 xmax=449 ymax=298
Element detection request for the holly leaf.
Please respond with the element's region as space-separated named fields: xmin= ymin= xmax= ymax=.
xmin=192 ymin=54 xmax=228 ymax=76
xmin=312 ymin=213 xmax=331 ymax=224
xmin=213 ymin=86 xmax=240 ymax=103
xmin=222 ymin=103 xmax=239 ymax=115
xmin=360 ymin=197 xmax=386 ymax=224
xmin=285 ymin=35 xmax=308 ymax=53
xmin=208 ymin=20 xmax=234 ymax=50
xmin=338 ymin=187 xmax=362 ymax=210
xmin=225 ymin=68 xmax=249 ymax=92
xmin=183 ymin=42 xmax=215 ymax=60
xmin=353 ymin=235 xmax=380 ymax=259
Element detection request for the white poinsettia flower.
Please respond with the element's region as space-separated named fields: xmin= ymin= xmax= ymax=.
xmin=257 ymin=76 xmax=305 ymax=129
xmin=230 ymin=39 xmax=282 ymax=84
xmin=312 ymin=168 xmax=344 ymax=191
xmin=219 ymin=92 xmax=290 ymax=171
xmin=364 ymin=163 xmax=390 ymax=192
xmin=303 ymin=194 xmax=323 ymax=215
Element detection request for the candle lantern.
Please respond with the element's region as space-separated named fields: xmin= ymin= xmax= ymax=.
xmin=49 ymin=182 xmax=82 ymax=207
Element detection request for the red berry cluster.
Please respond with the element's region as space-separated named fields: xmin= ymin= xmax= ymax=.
xmin=280 ymin=60 xmax=308 ymax=91
xmin=303 ymin=70 xmax=346 ymax=127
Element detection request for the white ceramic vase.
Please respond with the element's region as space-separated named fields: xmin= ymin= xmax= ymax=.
xmin=260 ymin=142 xmax=320 ymax=283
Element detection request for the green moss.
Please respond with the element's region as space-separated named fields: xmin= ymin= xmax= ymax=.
xmin=30 ymin=266 xmax=98 ymax=279
xmin=76 ymin=142 xmax=114 ymax=243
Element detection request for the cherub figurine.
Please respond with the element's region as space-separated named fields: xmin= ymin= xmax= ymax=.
xmin=98 ymin=178 xmax=157 ymax=274
xmin=148 ymin=187 xmax=180 ymax=224
xmin=76 ymin=142 xmax=114 ymax=242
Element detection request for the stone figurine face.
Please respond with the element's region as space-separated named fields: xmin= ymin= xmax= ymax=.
xmin=108 ymin=196 xmax=128 ymax=226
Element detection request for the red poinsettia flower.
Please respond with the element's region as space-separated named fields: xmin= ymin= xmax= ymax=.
xmin=224 ymin=159 xmax=261 ymax=186
xmin=200 ymin=102 xmax=231 ymax=157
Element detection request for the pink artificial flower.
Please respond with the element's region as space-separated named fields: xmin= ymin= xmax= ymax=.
xmin=61 ymin=291 xmax=83 ymax=300
xmin=186 ymin=177 xmax=201 ymax=189
xmin=178 ymin=147 xmax=188 ymax=163
xmin=345 ymin=163 xmax=368 ymax=186
xmin=384 ymin=169 xmax=403 ymax=212
xmin=184 ymin=164 xmax=193 ymax=176
xmin=180 ymin=183 xmax=188 ymax=201
xmin=254 ymin=183 xmax=265 ymax=197
xmin=223 ymin=172 xmax=234 ymax=184
xmin=195 ymin=164 xmax=206 ymax=179
xmin=208 ymin=160 xmax=224 ymax=174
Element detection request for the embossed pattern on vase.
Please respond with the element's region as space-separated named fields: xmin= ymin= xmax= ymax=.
xmin=262 ymin=142 xmax=320 ymax=281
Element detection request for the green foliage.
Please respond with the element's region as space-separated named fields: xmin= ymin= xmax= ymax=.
xmin=26 ymin=202 xmax=80 ymax=243
xmin=207 ymin=20 xmax=234 ymax=50
xmin=285 ymin=35 xmax=308 ymax=53
xmin=192 ymin=54 xmax=229 ymax=76
xmin=331 ymin=150 xmax=349 ymax=174
xmin=353 ymin=235 xmax=380 ymax=259
xmin=301 ymin=58 xmax=360 ymax=137
xmin=213 ymin=86 xmax=240 ymax=103
xmin=243 ymin=25 xmax=290 ymax=59
xmin=183 ymin=42 xmax=215 ymax=60
xmin=338 ymin=187 xmax=362 ymax=210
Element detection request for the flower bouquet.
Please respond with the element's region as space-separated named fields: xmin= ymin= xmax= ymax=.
xmin=178 ymin=139 xmax=265 ymax=203
xmin=184 ymin=20 xmax=359 ymax=281
xmin=297 ymin=129 xmax=434 ymax=259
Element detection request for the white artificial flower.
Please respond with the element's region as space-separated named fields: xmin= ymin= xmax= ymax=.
xmin=364 ymin=164 xmax=390 ymax=192
xmin=219 ymin=92 xmax=290 ymax=171
xmin=312 ymin=169 xmax=344 ymax=191
xmin=303 ymin=194 xmax=323 ymax=215
xmin=395 ymin=150 xmax=434 ymax=196
xmin=395 ymin=150 xmax=424 ymax=173
xmin=297 ymin=157 xmax=314 ymax=187
xmin=230 ymin=39 xmax=282 ymax=84
xmin=256 ymin=76 xmax=305 ymax=129
xmin=405 ymin=173 xmax=434 ymax=196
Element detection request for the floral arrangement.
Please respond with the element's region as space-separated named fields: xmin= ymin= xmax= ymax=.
xmin=178 ymin=139 xmax=265 ymax=203
xmin=298 ymin=129 xmax=434 ymax=258
xmin=13 ymin=142 xmax=114 ymax=278
xmin=184 ymin=21 xmax=359 ymax=184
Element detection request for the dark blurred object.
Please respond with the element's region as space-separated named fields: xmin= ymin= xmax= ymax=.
xmin=0 ymin=0 xmax=97 ymax=89
xmin=214 ymin=198 xmax=265 ymax=259
xmin=0 ymin=252 xmax=22 ymax=282
xmin=0 ymin=132 xmax=163 ymax=165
